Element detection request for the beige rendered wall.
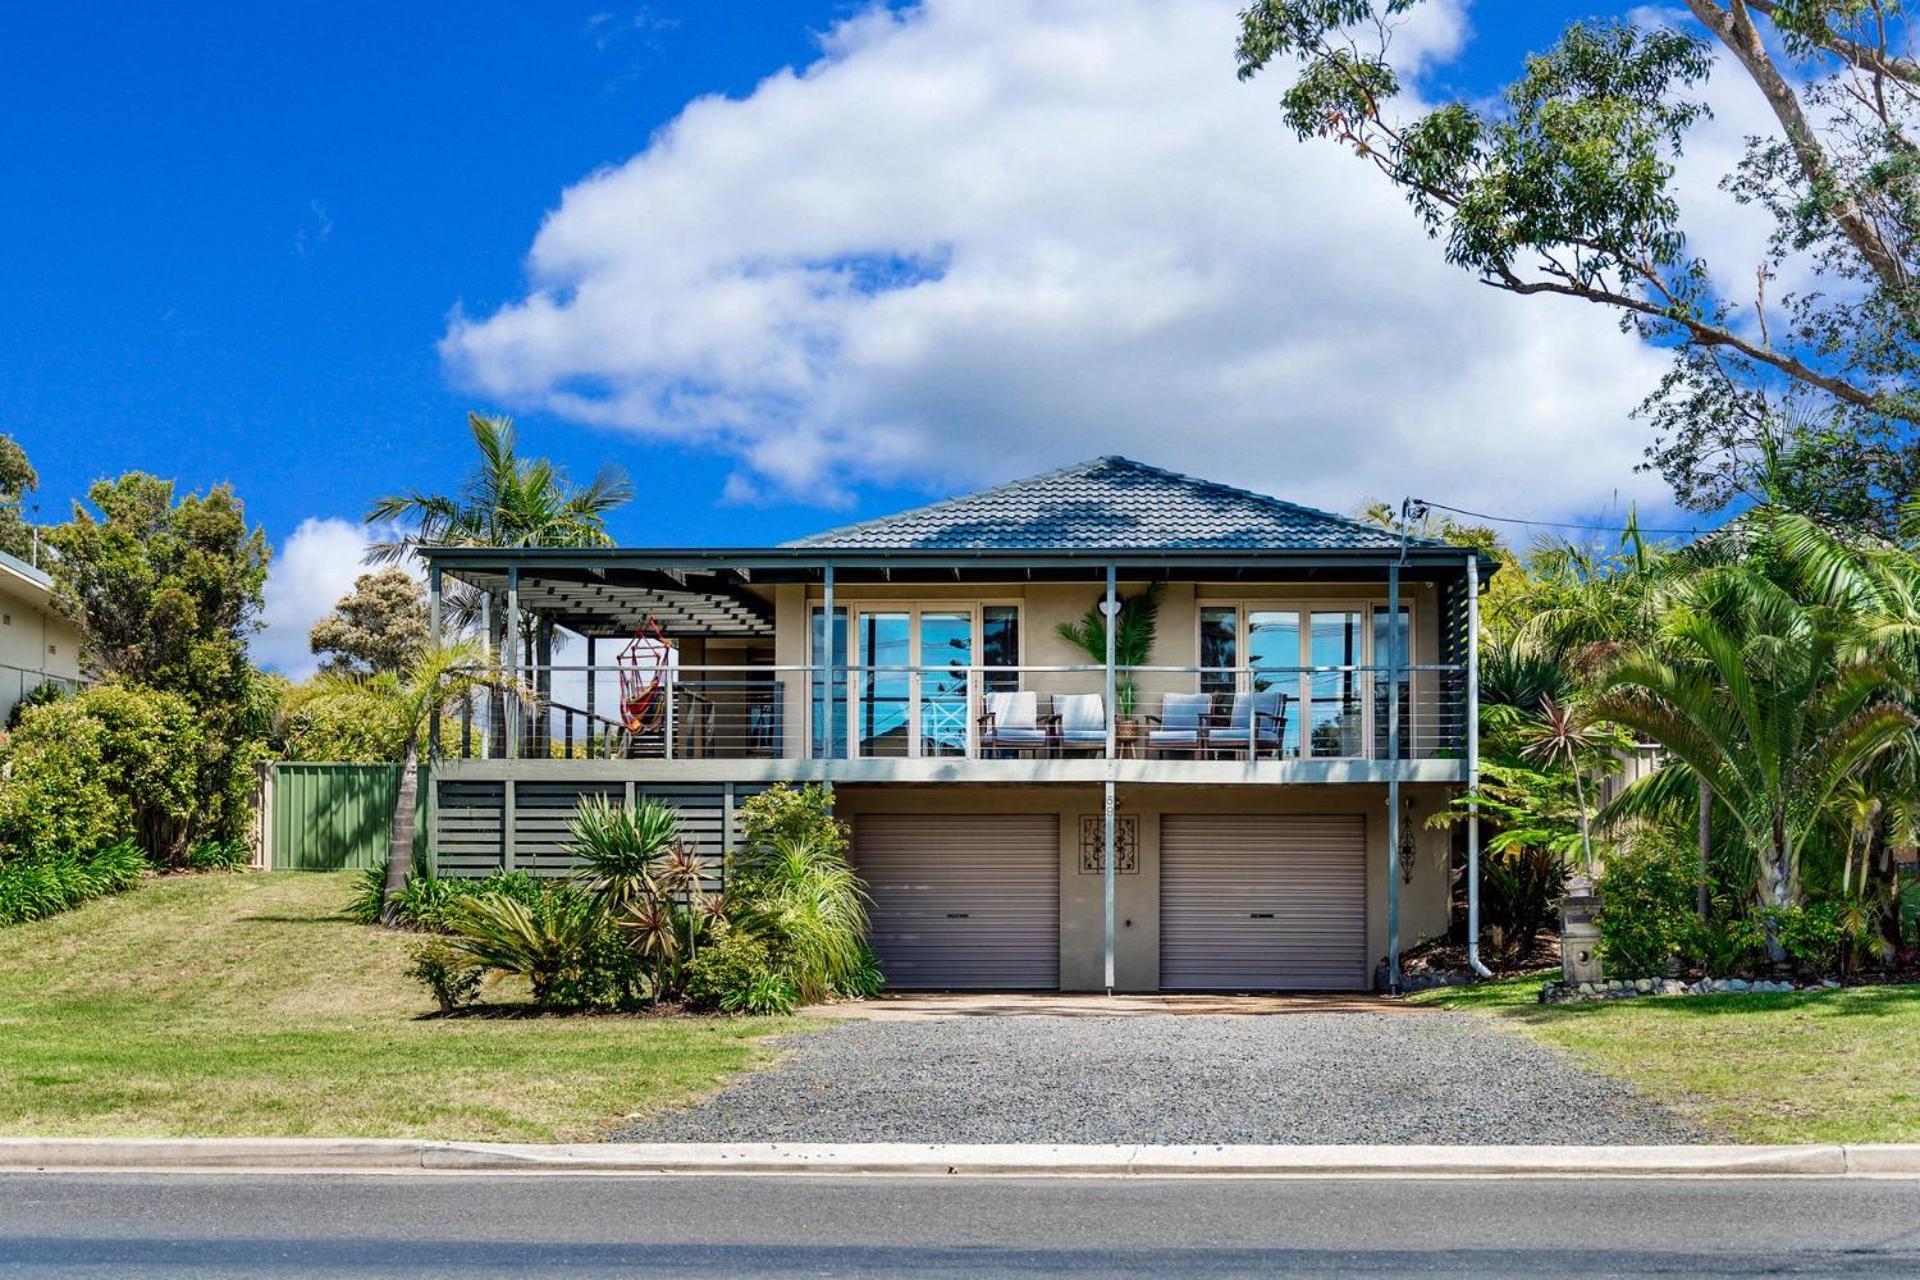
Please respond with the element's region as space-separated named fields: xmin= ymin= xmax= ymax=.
xmin=777 ymin=579 xmax=1442 ymax=748
xmin=0 ymin=575 xmax=82 ymax=722
xmin=834 ymin=780 xmax=1455 ymax=993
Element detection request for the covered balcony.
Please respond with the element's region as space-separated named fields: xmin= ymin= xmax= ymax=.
xmin=418 ymin=544 xmax=1486 ymax=786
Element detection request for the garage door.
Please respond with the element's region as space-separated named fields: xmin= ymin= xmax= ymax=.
xmin=1160 ymin=814 xmax=1367 ymax=991
xmin=853 ymin=813 xmax=1059 ymax=990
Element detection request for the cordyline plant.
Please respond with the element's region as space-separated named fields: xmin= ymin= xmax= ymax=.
xmin=568 ymin=797 xmax=715 ymax=998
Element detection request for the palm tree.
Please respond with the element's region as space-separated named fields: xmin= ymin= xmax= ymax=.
xmin=1590 ymin=567 xmax=1913 ymax=963
xmin=366 ymin=412 xmax=635 ymax=749
xmin=1056 ymin=583 xmax=1162 ymax=717
xmin=365 ymin=412 xmax=634 ymax=568
xmin=1519 ymin=697 xmax=1609 ymax=873
xmin=301 ymin=639 xmax=532 ymax=923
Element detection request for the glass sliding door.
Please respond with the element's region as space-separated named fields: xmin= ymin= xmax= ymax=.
xmin=1246 ymin=609 xmax=1302 ymax=758
xmin=857 ymin=612 xmax=913 ymax=758
xmin=809 ymin=606 xmax=847 ymax=759
xmin=1308 ymin=609 xmax=1364 ymax=757
xmin=919 ymin=611 xmax=972 ymax=756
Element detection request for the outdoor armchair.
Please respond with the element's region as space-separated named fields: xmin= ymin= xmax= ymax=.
xmin=977 ymin=690 xmax=1049 ymax=755
xmin=1053 ymin=692 xmax=1107 ymax=754
xmin=1204 ymin=690 xmax=1289 ymax=760
xmin=1145 ymin=691 xmax=1211 ymax=756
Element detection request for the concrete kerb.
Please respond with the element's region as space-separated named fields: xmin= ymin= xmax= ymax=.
xmin=0 ymin=1139 xmax=1915 ymax=1177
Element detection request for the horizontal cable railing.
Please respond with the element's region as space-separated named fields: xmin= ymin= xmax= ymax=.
xmin=438 ymin=663 xmax=1468 ymax=764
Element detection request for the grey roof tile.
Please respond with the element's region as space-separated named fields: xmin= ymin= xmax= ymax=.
xmin=785 ymin=456 xmax=1435 ymax=552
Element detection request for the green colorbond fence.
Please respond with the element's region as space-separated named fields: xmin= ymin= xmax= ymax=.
xmin=267 ymin=763 xmax=429 ymax=872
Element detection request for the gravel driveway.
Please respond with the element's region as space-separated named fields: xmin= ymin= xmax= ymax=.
xmin=613 ymin=1013 xmax=1702 ymax=1145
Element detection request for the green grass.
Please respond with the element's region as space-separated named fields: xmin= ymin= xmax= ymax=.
xmin=1412 ymin=972 xmax=1920 ymax=1143
xmin=0 ymin=871 xmax=785 ymax=1141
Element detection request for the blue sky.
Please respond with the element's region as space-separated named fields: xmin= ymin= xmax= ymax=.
xmin=4 ymin=2 xmax=1721 ymax=668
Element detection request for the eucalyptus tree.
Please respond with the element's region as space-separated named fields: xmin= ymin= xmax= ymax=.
xmin=1237 ymin=2 xmax=1920 ymax=529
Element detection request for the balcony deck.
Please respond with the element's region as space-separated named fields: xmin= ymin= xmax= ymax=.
xmin=434 ymin=662 xmax=1469 ymax=786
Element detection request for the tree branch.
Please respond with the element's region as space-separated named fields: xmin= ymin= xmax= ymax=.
xmin=1743 ymin=0 xmax=1920 ymax=85
xmin=1485 ymin=261 xmax=1899 ymax=415
xmin=1686 ymin=0 xmax=1910 ymax=289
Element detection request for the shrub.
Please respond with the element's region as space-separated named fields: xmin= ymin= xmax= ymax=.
xmin=729 ymin=832 xmax=870 ymax=1003
xmin=0 ymin=683 xmax=202 ymax=864
xmin=720 ymin=972 xmax=799 ymax=1016
xmin=275 ymin=678 xmax=408 ymax=763
xmin=184 ymin=839 xmax=251 ymax=871
xmin=1481 ymin=846 xmax=1568 ymax=961
xmin=1597 ymin=830 xmax=1699 ymax=977
xmin=349 ymin=869 xmax=545 ymax=932
xmin=735 ymin=783 xmax=847 ymax=855
xmin=6 ymin=679 xmax=69 ymax=730
xmin=1758 ymin=902 xmax=1872 ymax=976
xmin=441 ymin=886 xmax=637 ymax=1009
xmin=404 ymin=938 xmax=483 ymax=1014
xmin=0 ymin=840 xmax=147 ymax=927
xmin=836 ymin=945 xmax=887 ymax=999
xmin=345 ymin=867 xmax=386 ymax=925
xmin=683 ymin=928 xmax=777 ymax=1011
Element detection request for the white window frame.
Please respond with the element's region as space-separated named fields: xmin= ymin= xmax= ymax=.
xmin=806 ymin=598 xmax=1024 ymax=759
xmin=1195 ymin=597 xmax=1415 ymax=761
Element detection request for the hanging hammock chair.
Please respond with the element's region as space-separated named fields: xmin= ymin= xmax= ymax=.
xmin=616 ymin=617 xmax=674 ymax=735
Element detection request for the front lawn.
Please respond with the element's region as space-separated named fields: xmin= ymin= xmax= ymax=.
xmin=0 ymin=872 xmax=783 ymax=1141
xmin=1413 ymin=973 xmax=1920 ymax=1144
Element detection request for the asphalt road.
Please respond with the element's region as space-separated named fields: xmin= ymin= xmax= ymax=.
xmin=4 ymin=1173 xmax=1918 ymax=1278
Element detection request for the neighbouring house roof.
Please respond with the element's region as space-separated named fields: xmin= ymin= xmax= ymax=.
xmin=785 ymin=456 xmax=1444 ymax=553
xmin=0 ymin=547 xmax=55 ymax=606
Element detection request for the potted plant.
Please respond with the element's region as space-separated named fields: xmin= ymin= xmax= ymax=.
xmin=1056 ymin=584 xmax=1162 ymax=748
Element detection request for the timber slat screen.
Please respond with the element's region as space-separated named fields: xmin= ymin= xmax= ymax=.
xmin=432 ymin=778 xmax=761 ymax=892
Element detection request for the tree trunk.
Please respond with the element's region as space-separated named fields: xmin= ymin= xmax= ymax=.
xmin=1758 ymin=831 xmax=1793 ymax=970
xmin=1697 ymin=781 xmax=1711 ymax=920
xmin=380 ymin=739 xmax=421 ymax=926
xmin=1571 ymin=766 xmax=1595 ymax=874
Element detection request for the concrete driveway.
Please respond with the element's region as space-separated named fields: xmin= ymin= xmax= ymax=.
xmin=615 ymin=1005 xmax=1702 ymax=1146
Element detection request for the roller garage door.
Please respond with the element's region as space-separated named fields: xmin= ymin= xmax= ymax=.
xmin=853 ymin=813 xmax=1059 ymax=990
xmin=1160 ymin=814 xmax=1368 ymax=991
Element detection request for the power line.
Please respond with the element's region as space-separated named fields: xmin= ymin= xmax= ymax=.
xmin=1410 ymin=497 xmax=1709 ymax=539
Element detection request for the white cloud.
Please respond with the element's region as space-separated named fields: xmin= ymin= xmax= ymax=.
xmin=443 ymin=0 xmax=1697 ymax=518
xmin=255 ymin=518 xmax=401 ymax=679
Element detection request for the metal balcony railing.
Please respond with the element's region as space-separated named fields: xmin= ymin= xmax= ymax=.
xmin=438 ymin=663 xmax=1469 ymax=764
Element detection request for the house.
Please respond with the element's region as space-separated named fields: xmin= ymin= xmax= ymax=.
xmin=0 ymin=548 xmax=82 ymax=724
xmin=417 ymin=457 xmax=1494 ymax=992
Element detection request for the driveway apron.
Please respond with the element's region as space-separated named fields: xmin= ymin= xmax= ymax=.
xmin=614 ymin=1008 xmax=1702 ymax=1145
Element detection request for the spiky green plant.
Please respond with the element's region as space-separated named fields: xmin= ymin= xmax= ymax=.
xmin=730 ymin=831 xmax=870 ymax=1003
xmin=1056 ymin=583 xmax=1162 ymax=717
xmin=440 ymin=889 xmax=606 ymax=1006
xmin=568 ymin=798 xmax=681 ymax=916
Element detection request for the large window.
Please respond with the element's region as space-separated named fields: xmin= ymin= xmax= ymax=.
xmin=810 ymin=603 xmax=1018 ymax=758
xmin=982 ymin=605 xmax=1021 ymax=692
xmin=1197 ymin=601 xmax=1407 ymax=759
xmin=809 ymin=606 xmax=847 ymax=759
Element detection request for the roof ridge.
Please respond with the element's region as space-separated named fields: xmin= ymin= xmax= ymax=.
xmin=779 ymin=457 xmax=1115 ymax=548
xmin=784 ymin=455 xmax=1453 ymax=553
